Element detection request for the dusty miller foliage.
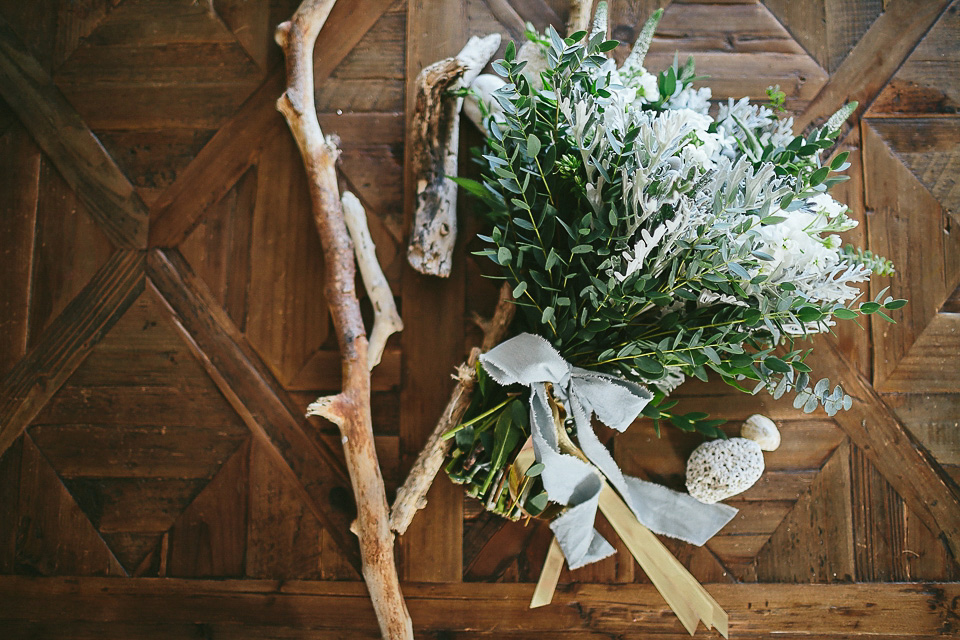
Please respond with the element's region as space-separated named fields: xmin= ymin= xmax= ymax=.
xmin=453 ymin=17 xmax=904 ymax=440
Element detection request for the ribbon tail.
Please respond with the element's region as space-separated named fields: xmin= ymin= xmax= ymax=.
xmin=530 ymin=537 xmax=565 ymax=609
xmin=623 ymin=476 xmax=737 ymax=546
xmin=598 ymin=482 xmax=729 ymax=638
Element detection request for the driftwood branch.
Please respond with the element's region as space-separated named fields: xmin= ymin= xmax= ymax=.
xmin=341 ymin=191 xmax=403 ymax=370
xmin=566 ymin=0 xmax=594 ymax=35
xmin=407 ymin=34 xmax=501 ymax=277
xmin=390 ymin=283 xmax=515 ymax=534
xmin=275 ymin=2 xmax=412 ymax=639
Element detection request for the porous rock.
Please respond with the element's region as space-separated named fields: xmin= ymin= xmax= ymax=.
xmin=685 ymin=437 xmax=764 ymax=504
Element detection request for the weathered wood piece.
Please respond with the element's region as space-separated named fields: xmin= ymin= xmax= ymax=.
xmin=390 ymin=282 xmax=514 ymax=534
xmin=1 ymin=577 xmax=959 ymax=638
xmin=0 ymin=250 xmax=144 ymax=458
xmin=341 ymin=191 xmax=403 ymax=370
xmin=796 ymin=0 xmax=953 ymax=131
xmin=817 ymin=342 xmax=960 ymax=560
xmin=148 ymin=0 xmax=398 ymax=248
xmin=275 ymin=1 xmax=412 ymax=638
xmin=407 ymin=33 xmax=501 ymax=277
xmin=0 ymin=14 xmax=148 ymax=249
xmin=145 ymin=248 xmax=361 ymax=575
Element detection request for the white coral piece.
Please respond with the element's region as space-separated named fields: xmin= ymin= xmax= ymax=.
xmin=685 ymin=438 xmax=764 ymax=504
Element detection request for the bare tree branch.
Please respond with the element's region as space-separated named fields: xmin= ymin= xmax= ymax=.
xmin=390 ymin=283 xmax=514 ymax=534
xmin=276 ymin=2 xmax=412 ymax=638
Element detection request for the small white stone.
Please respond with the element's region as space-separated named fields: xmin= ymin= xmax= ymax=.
xmin=741 ymin=414 xmax=781 ymax=451
xmin=686 ymin=438 xmax=764 ymax=504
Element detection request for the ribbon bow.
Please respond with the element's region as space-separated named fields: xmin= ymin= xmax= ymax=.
xmin=480 ymin=333 xmax=737 ymax=569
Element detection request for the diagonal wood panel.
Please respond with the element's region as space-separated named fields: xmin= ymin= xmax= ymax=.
xmin=0 ymin=14 xmax=148 ymax=249
xmin=145 ymin=248 xmax=361 ymax=575
xmin=796 ymin=0 xmax=954 ymax=130
xmin=148 ymin=0 xmax=398 ymax=248
xmin=0 ymin=250 xmax=145 ymax=457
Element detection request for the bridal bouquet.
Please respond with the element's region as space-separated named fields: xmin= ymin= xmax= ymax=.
xmin=441 ymin=5 xmax=901 ymax=631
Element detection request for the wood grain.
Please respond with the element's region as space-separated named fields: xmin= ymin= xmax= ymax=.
xmin=0 ymin=578 xmax=958 ymax=637
xmin=145 ymin=248 xmax=361 ymax=575
xmin=796 ymin=0 xmax=953 ymax=130
xmin=147 ymin=0 xmax=398 ymax=248
xmin=0 ymin=124 xmax=40 ymax=378
xmin=399 ymin=0 xmax=469 ymax=582
xmin=0 ymin=13 xmax=148 ymax=248
xmin=0 ymin=250 xmax=144 ymax=458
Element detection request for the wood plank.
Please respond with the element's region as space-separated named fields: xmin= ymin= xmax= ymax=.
xmin=0 ymin=124 xmax=40 ymax=378
xmin=214 ymin=0 xmax=273 ymax=69
xmin=813 ymin=341 xmax=960 ymax=560
xmin=862 ymin=118 xmax=953 ymax=392
xmin=400 ymin=0 xmax=469 ymax=583
xmin=0 ymin=14 xmax=148 ymax=249
xmin=243 ymin=131 xmax=330 ymax=385
xmin=144 ymin=248 xmax=361 ymax=575
xmin=851 ymin=443 xmax=960 ymax=581
xmin=179 ymin=164 xmax=258 ymax=331
xmin=14 ymin=435 xmax=127 ymax=577
xmin=147 ymin=0 xmax=398 ymax=248
xmin=885 ymin=393 xmax=960 ymax=466
xmin=1 ymin=578 xmax=958 ymax=637
xmin=166 ymin=439 xmax=249 ymax=578
xmin=27 ymin=157 xmax=117 ymax=343
xmin=245 ymin=440 xmax=325 ymax=580
xmin=0 ymin=250 xmax=144 ymax=458
xmin=869 ymin=2 xmax=960 ymax=115
xmin=0 ymin=436 xmax=22 ymax=573
xmin=755 ymin=440 xmax=856 ymax=582
xmin=796 ymin=0 xmax=953 ymax=130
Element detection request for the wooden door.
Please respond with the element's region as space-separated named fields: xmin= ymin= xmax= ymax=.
xmin=1 ymin=0 xmax=958 ymax=637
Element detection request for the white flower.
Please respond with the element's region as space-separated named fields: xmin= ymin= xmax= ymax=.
xmin=807 ymin=193 xmax=848 ymax=219
xmin=668 ymin=86 xmax=712 ymax=115
xmin=635 ymin=71 xmax=660 ymax=103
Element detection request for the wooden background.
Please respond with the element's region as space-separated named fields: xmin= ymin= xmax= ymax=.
xmin=0 ymin=0 xmax=959 ymax=637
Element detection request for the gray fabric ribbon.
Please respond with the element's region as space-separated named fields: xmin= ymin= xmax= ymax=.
xmin=480 ymin=333 xmax=738 ymax=569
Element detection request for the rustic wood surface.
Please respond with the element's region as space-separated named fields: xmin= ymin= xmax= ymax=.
xmin=0 ymin=0 xmax=958 ymax=637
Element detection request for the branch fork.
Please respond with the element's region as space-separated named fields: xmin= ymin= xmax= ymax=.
xmin=276 ymin=2 xmax=409 ymax=639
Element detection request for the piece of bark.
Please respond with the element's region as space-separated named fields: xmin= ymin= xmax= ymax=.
xmin=407 ymin=33 xmax=501 ymax=278
xmin=341 ymin=191 xmax=403 ymax=370
xmin=566 ymin=0 xmax=594 ymax=36
xmin=390 ymin=283 xmax=514 ymax=534
xmin=274 ymin=2 xmax=412 ymax=639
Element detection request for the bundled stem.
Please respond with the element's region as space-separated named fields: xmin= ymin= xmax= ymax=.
xmin=390 ymin=283 xmax=514 ymax=534
xmin=276 ymin=2 xmax=412 ymax=638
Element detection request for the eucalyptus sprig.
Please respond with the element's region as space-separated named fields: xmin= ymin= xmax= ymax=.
xmin=456 ymin=13 xmax=900 ymax=445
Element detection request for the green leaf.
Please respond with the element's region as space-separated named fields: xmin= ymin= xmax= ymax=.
xmin=833 ymin=308 xmax=858 ymax=320
xmin=635 ymin=356 xmax=664 ymax=377
xmin=830 ymin=151 xmax=850 ymax=170
xmin=884 ymin=299 xmax=907 ymax=310
xmin=527 ymin=492 xmax=549 ymax=513
xmin=525 ymin=462 xmax=545 ymax=477
xmin=809 ymin=166 xmax=830 ymax=186
xmin=860 ymin=301 xmax=881 ymax=314
xmin=526 ymin=133 xmax=541 ymax=158
xmin=497 ymin=246 xmax=512 ymax=265
xmin=513 ymin=281 xmax=528 ymax=298
xmin=764 ymin=356 xmax=791 ymax=373
xmin=728 ymin=262 xmax=750 ymax=280
xmin=572 ymin=244 xmax=592 ymax=254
